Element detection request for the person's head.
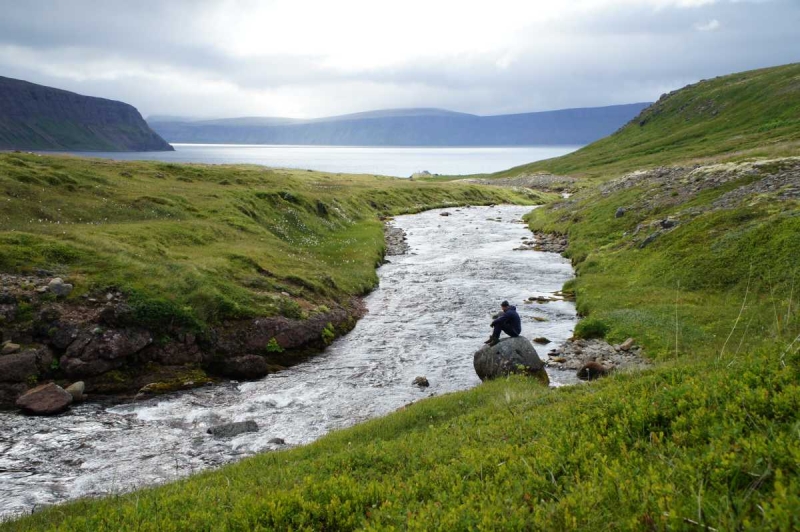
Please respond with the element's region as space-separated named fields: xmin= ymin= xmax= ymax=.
xmin=501 ymin=300 xmax=509 ymax=311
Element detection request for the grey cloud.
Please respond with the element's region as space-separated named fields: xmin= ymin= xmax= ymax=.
xmin=0 ymin=0 xmax=797 ymax=117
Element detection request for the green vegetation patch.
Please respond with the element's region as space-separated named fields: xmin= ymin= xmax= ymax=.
xmin=6 ymin=350 xmax=799 ymax=530
xmin=0 ymin=154 xmax=537 ymax=329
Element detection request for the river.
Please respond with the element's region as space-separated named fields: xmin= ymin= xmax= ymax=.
xmin=0 ymin=205 xmax=577 ymax=519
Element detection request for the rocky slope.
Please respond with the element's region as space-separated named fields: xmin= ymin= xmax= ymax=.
xmin=0 ymin=271 xmax=363 ymax=408
xmin=0 ymin=76 xmax=173 ymax=151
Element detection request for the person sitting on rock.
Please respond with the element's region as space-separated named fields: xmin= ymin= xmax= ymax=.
xmin=485 ymin=300 xmax=521 ymax=346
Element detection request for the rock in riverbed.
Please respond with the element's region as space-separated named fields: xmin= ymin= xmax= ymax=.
xmin=207 ymin=420 xmax=259 ymax=438
xmin=412 ymin=376 xmax=429 ymax=387
xmin=16 ymin=383 xmax=73 ymax=415
xmin=473 ymin=337 xmax=548 ymax=385
xmin=65 ymin=381 xmax=85 ymax=401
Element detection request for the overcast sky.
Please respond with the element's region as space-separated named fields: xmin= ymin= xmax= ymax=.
xmin=0 ymin=0 xmax=797 ymax=119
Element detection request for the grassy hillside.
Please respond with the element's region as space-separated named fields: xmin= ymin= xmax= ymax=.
xmin=494 ymin=63 xmax=800 ymax=178
xmin=0 ymin=153 xmax=536 ymax=329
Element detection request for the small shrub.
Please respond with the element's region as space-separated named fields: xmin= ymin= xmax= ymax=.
xmin=321 ymin=322 xmax=335 ymax=345
xmin=265 ymin=337 xmax=283 ymax=353
xmin=574 ymin=317 xmax=610 ymax=339
xmin=278 ymin=297 xmax=303 ymax=319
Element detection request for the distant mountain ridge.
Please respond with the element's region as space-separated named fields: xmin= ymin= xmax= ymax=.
xmin=0 ymin=76 xmax=173 ymax=152
xmin=148 ymin=104 xmax=651 ymax=146
xmin=501 ymin=62 xmax=800 ymax=177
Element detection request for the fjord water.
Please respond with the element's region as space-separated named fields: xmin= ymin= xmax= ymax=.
xmin=59 ymin=144 xmax=582 ymax=176
xmin=0 ymin=205 xmax=577 ymax=518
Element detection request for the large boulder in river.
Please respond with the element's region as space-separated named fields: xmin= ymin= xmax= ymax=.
xmin=207 ymin=420 xmax=258 ymax=438
xmin=473 ymin=337 xmax=549 ymax=385
xmin=16 ymin=383 xmax=73 ymax=415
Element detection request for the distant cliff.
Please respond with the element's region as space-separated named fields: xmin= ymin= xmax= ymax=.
xmin=148 ymin=104 xmax=651 ymax=146
xmin=0 ymin=77 xmax=173 ymax=152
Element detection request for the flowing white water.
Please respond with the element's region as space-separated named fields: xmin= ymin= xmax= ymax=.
xmin=0 ymin=205 xmax=577 ymax=519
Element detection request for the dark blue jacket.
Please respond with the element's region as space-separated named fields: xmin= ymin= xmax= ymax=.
xmin=491 ymin=305 xmax=521 ymax=336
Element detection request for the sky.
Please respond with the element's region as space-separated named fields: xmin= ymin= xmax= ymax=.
xmin=0 ymin=0 xmax=797 ymax=119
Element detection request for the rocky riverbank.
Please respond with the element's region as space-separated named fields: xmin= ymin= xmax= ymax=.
xmin=544 ymin=337 xmax=651 ymax=378
xmin=462 ymin=173 xmax=578 ymax=192
xmin=0 ymin=271 xmax=365 ymax=410
xmin=384 ymin=221 xmax=410 ymax=256
xmin=514 ymin=232 xmax=569 ymax=254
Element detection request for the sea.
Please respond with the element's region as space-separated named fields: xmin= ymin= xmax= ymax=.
xmin=55 ymin=144 xmax=582 ymax=177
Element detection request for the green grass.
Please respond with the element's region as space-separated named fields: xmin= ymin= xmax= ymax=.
xmin=490 ymin=63 xmax=800 ymax=179
xmin=525 ymin=172 xmax=799 ymax=360
xmin=4 ymin=351 xmax=799 ymax=531
xmin=0 ymin=153 xmax=538 ymax=329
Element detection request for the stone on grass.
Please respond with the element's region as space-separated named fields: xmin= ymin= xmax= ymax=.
xmin=619 ymin=338 xmax=635 ymax=351
xmin=473 ymin=336 xmax=548 ymax=385
xmin=16 ymin=383 xmax=73 ymax=415
xmin=207 ymin=420 xmax=259 ymax=438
